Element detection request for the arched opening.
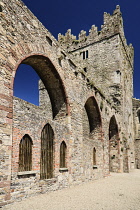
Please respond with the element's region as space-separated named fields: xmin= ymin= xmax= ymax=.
xmin=84 ymin=97 xmax=101 ymax=133
xmin=82 ymin=96 xmax=102 ymax=175
xmin=40 ymin=124 xmax=54 ymax=179
xmin=14 ymin=55 xmax=68 ymax=118
xmin=19 ymin=134 xmax=33 ymax=172
xmin=60 ymin=141 xmax=67 ymax=168
xmin=109 ymin=116 xmax=120 ymax=172
xmin=12 ymin=55 xmax=68 ymax=177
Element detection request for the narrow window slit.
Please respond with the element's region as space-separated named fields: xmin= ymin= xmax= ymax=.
xmin=83 ymin=51 xmax=85 ymax=59
xmin=60 ymin=141 xmax=67 ymax=168
xmin=46 ymin=36 xmax=52 ymax=46
xmin=86 ymin=50 xmax=88 ymax=58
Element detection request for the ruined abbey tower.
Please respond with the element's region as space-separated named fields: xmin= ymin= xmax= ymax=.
xmin=0 ymin=0 xmax=139 ymax=206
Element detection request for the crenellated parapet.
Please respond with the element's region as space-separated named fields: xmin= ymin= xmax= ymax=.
xmin=58 ymin=5 xmax=133 ymax=63
xmin=58 ymin=29 xmax=77 ymax=48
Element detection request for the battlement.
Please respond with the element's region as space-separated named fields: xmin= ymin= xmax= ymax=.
xmin=58 ymin=5 xmax=133 ymax=62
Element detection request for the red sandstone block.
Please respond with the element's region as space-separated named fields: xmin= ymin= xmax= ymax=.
xmin=4 ymin=82 xmax=12 ymax=89
xmin=8 ymin=146 xmax=12 ymax=150
xmin=10 ymin=48 xmax=18 ymax=60
xmin=7 ymin=112 xmax=13 ymax=119
xmin=0 ymin=105 xmax=11 ymax=112
xmin=0 ymin=181 xmax=10 ymax=188
xmin=5 ymin=193 xmax=11 ymax=201
xmin=18 ymin=44 xmax=26 ymax=55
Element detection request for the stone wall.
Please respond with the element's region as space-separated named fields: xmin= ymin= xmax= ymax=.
xmin=60 ymin=6 xmax=135 ymax=172
xmin=0 ymin=0 xmax=136 ymax=206
xmin=11 ymin=97 xmax=70 ymax=201
xmin=0 ymin=0 xmax=72 ymax=205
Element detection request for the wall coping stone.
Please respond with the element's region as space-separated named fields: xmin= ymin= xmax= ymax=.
xmin=17 ymin=171 xmax=38 ymax=176
xmin=59 ymin=168 xmax=68 ymax=172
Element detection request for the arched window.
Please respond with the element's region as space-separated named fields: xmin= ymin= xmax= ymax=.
xmin=40 ymin=124 xmax=54 ymax=179
xmin=93 ymin=147 xmax=96 ymax=165
xmin=19 ymin=134 xmax=33 ymax=172
xmin=60 ymin=141 xmax=67 ymax=168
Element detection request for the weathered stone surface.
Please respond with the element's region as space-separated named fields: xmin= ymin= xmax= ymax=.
xmin=0 ymin=0 xmax=137 ymax=207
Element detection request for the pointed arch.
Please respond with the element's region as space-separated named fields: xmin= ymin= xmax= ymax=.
xmin=19 ymin=134 xmax=33 ymax=172
xmin=60 ymin=141 xmax=67 ymax=168
xmin=109 ymin=116 xmax=118 ymax=140
xmin=84 ymin=96 xmax=101 ymax=133
xmin=82 ymin=96 xmax=103 ymax=175
xmin=109 ymin=115 xmax=120 ymax=172
xmin=14 ymin=54 xmax=68 ymax=119
xmin=40 ymin=123 xmax=54 ymax=179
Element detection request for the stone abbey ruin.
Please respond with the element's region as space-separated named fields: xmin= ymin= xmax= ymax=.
xmin=0 ymin=0 xmax=140 ymax=206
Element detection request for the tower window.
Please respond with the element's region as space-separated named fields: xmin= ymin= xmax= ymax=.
xmin=83 ymin=51 xmax=85 ymax=59
xmin=81 ymin=50 xmax=88 ymax=60
xmin=86 ymin=50 xmax=88 ymax=58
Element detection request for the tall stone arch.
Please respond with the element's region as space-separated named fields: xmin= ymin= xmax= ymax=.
xmin=1 ymin=40 xmax=70 ymax=203
xmin=84 ymin=96 xmax=102 ymax=133
xmin=82 ymin=96 xmax=103 ymax=179
xmin=11 ymin=52 xmax=69 ymax=173
xmin=109 ymin=115 xmax=120 ymax=172
xmin=13 ymin=54 xmax=68 ymax=119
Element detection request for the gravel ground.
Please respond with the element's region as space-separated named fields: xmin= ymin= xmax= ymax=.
xmin=2 ymin=169 xmax=140 ymax=210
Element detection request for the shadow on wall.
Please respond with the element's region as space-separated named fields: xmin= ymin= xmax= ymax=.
xmin=13 ymin=55 xmax=68 ymax=119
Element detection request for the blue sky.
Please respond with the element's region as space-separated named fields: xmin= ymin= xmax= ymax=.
xmin=14 ymin=0 xmax=140 ymax=105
